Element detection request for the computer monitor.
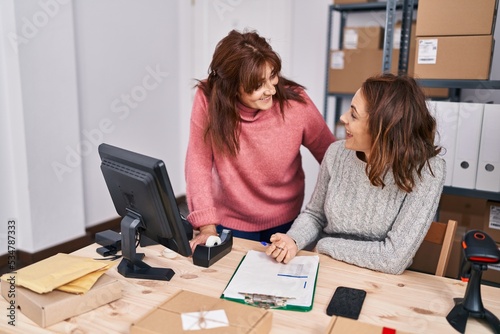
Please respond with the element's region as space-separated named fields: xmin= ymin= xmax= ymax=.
xmin=98 ymin=143 xmax=193 ymax=281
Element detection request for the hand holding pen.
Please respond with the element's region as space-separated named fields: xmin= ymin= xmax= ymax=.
xmin=264 ymin=233 xmax=298 ymax=264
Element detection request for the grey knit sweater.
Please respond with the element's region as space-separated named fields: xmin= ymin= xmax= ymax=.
xmin=287 ymin=140 xmax=446 ymax=275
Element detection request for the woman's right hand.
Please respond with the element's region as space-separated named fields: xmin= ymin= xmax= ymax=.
xmin=265 ymin=233 xmax=298 ymax=264
xmin=189 ymin=224 xmax=218 ymax=253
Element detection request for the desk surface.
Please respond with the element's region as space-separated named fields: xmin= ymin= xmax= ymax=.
xmin=1 ymin=237 xmax=499 ymax=333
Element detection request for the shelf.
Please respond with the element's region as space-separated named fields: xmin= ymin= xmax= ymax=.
xmin=443 ymin=186 xmax=500 ymax=202
xmin=332 ymin=1 xmax=417 ymax=12
xmin=326 ymin=92 xmax=354 ymax=98
xmin=418 ymin=79 xmax=500 ymax=90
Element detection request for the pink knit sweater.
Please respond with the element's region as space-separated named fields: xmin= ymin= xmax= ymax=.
xmin=185 ymin=87 xmax=335 ymax=232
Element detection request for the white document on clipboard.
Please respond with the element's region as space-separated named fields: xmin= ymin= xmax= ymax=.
xmin=221 ymin=250 xmax=319 ymax=311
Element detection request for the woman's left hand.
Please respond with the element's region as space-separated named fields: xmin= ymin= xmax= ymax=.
xmin=265 ymin=233 xmax=298 ymax=264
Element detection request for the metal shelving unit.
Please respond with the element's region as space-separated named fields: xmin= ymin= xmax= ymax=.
xmin=443 ymin=186 xmax=500 ymax=202
xmin=323 ymin=0 xmax=500 ymax=202
xmin=418 ymin=79 xmax=500 ymax=90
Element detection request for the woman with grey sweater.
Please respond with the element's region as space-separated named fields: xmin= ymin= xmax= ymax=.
xmin=266 ymin=73 xmax=446 ymax=275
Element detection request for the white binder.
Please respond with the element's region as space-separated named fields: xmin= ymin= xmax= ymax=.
xmin=475 ymin=104 xmax=500 ymax=192
xmin=431 ymin=101 xmax=460 ymax=186
xmin=452 ymin=103 xmax=484 ymax=189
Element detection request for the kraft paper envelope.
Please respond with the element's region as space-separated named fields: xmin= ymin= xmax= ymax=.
xmin=0 ymin=253 xmax=109 ymax=294
xmin=56 ymin=261 xmax=116 ymax=294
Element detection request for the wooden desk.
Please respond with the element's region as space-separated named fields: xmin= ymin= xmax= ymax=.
xmin=1 ymin=238 xmax=499 ymax=333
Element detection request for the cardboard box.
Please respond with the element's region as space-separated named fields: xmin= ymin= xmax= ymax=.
xmin=131 ymin=290 xmax=273 ymax=333
xmin=343 ymin=26 xmax=384 ymax=50
xmin=327 ymin=48 xmax=448 ymax=97
xmin=416 ymin=0 xmax=497 ymax=36
xmin=325 ymin=316 xmax=412 ymax=333
xmin=328 ymin=49 xmax=383 ymax=94
xmin=1 ymin=273 xmax=122 ymax=328
xmin=438 ymin=194 xmax=488 ymax=279
xmin=408 ymin=238 xmax=442 ymax=275
xmin=414 ymin=35 xmax=494 ymax=80
xmin=484 ymin=201 xmax=500 ymax=243
xmin=391 ymin=48 xmax=449 ymax=98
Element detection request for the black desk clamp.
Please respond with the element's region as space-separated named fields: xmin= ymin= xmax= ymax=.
xmin=192 ymin=229 xmax=233 ymax=268
xmin=446 ymin=230 xmax=500 ymax=334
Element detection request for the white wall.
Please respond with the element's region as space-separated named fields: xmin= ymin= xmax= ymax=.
xmin=1 ymin=0 xmax=86 ymax=253
xmin=0 ymin=0 xmax=30 ymax=255
xmin=291 ymin=0 xmax=333 ymax=199
xmin=0 ymin=0 xmax=332 ymax=255
xmin=72 ymin=0 xmax=188 ymax=227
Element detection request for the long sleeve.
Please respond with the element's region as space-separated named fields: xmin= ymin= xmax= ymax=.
xmin=185 ymin=89 xmax=218 ymax=227
xmin=287 ymin=141 xmax=446 ymax=275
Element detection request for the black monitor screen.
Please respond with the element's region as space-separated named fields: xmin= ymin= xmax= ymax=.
xmin=98 ymin=143 xmax=192 ymax=280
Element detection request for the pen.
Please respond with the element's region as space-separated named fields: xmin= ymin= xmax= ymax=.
xmin=261 ymin=241 xmax=284 ymax=251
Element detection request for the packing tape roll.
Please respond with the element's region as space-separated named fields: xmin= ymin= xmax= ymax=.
xmin=205 ymin=235 xmax=222 ymax=247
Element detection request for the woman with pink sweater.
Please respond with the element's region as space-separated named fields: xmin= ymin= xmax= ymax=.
xmin=186 ymin=30 xmax=335 ymax=251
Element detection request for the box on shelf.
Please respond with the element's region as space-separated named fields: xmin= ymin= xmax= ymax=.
xmin=0 ymin=273 xmax=122 ymax=328
xmin=413 ymin=35 xmax=494 ymax=80
xmin=328 ymin=49 xmax=383 ymax=94
xmin=131 ymin=290 xmax=272 ymax=333
xmin=391 ymin=48 xmax=449 ymax=98
xmin=325 ymin=316 xmax=412 ymax=333
xmin=416 ymin=0 xmax=497 ymax=37
xmin=484 ymin=201 xmax=500 ymax=242
xmin=343 ymin=26 xmax=384 ymax=50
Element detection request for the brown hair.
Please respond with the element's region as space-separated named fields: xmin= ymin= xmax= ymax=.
xmin=361 ymin=73 xmax=441 ymax=193
xmin=197 ymin=29 xmax=306 ymax=156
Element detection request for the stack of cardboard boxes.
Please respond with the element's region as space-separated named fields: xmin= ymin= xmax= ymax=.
xmin=414 ymin=0 xmax=496 ymax=79
xmin=328 ymin=20 xmax=448 ymax=96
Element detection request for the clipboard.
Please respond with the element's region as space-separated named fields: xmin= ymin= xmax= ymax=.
xmin=221 ymin=250 xmax=319 ymax=311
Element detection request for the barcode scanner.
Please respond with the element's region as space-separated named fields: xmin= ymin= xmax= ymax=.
xmin=446 ymin=230 xmax=500 ymax=334
xmin=463 ymin=231 xmax=500 ymax=264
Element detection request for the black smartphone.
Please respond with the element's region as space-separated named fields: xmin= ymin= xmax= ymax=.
xmin=326 ymin=286 xmax=366 ymax=319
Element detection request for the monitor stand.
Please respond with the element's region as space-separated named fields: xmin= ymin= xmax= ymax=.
xmin=118 ymin=213 xmax=175 ymax=281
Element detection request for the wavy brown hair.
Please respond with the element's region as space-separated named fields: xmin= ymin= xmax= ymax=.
xmin=197 ymin=29 xmax=306 ymax=156
xmin=361 ymin=73 xmax=441 ymax=193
